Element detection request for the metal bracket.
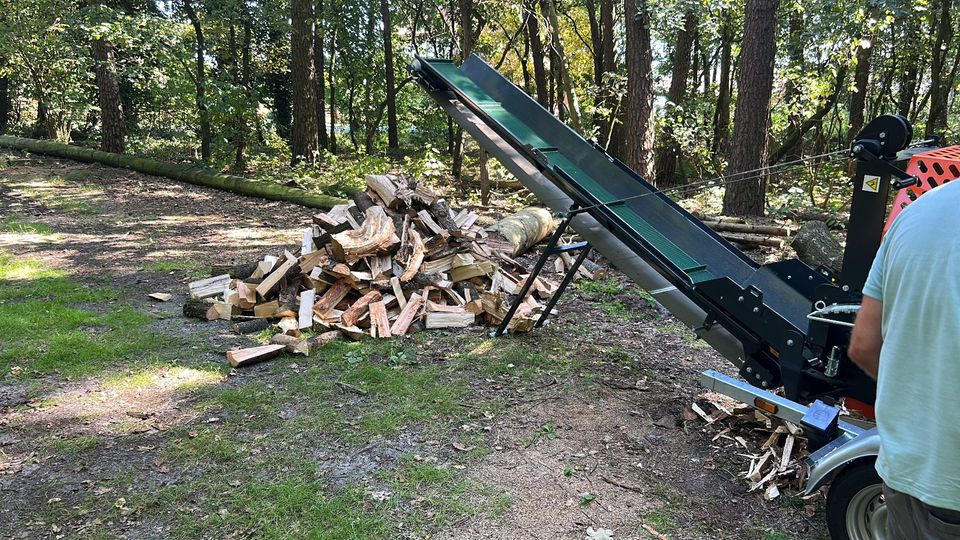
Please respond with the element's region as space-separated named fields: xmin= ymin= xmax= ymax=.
xmin=493 ymin=209 xmax=592 ymax=336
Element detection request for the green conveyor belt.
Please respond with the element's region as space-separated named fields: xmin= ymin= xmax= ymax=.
xmin=427 ymin=60 xmax=713 ymax=283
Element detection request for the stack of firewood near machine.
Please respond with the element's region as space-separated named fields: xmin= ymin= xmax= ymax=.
xmin=183 ymin=174 xmax=607 ymax=368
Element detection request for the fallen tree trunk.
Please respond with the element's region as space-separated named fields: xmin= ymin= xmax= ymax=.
xmin=718 ymin=232 xmax=785 ymax=248
xmin=0 ymin=136 xmax=347 ymax=210
xmin=486 ymin=207 xmax=556 ymax=256
xmin=703 ymin=220 xmax=793 ymax=237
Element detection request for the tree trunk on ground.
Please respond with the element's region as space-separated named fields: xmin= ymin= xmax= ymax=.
xmin=653 ymin=10 xmax=697 ymax=189
xmin=722 ymin=0 xmax=779 ymax=217
xmin=292 ymin=0 xmax=320 ymax=164
xmin=183 ymin=0 xmax=211 ymax=160
xmin=624 ymin=0 xmax=655 ymax=178
xmin=90 ymin=0 xmax=124 ymax=154
xmin=711 ymin=13 xmax=732 ymax=157
xmin=845 ymin=37 xmax=872 ymax=145
xmin=527 ymin=1 xmax=549 ymax=107
xmin=381 ymin=0 xmax=399 ymax=149
xmin=314 ymin=0 xmax=328 ymax=149
xmin=926 ymin=0 xmax=952 ymax=137
xmin=486 ymin=207 xmax=556 ymax=256
xmin=0 ymin=135 xmax=347 ymax=209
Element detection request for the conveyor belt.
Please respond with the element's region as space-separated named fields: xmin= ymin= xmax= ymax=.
xmin=413 ymin=55 xmax=819 ymax=334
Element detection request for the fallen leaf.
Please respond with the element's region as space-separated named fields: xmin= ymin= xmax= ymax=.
xmin=642 ymin=524 xmax=668 ymax=540
xmin=451 ymin=442 xmax=474 ymax=452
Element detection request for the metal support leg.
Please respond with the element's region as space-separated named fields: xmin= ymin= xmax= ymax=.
xmin=494 ymin=211 xmax=575 ymax=337
xmin=536 ymin=244 xmax=592 ymax=328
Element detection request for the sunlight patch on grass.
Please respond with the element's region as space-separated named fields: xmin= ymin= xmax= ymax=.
xmin=103 ymin=365 xmax=225 ymax=392
xmin=0 ymin=251 xmax=63 ymax=280
xmin=43 ymin=435 xmax=99 ymax=456
xmin=0 ymin=214 xmax=54 ymax=235
xmin=144 ymin=258 xmax=205 ymax=274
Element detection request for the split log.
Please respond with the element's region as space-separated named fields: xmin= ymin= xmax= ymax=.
xmin=256 ymin=252 xmax=298 ymax=299
xmin=313 ymin=279 xmax=351 ymax=316
xmin=485 ymin=207 xmax=556 ymax=256
xmin=341 ymin=290 xmax=382 ymax=327
xmin=298 ymin=289 xmax=316 ymax=329
xmin=791 ymin=221 xmax=843 ymax=271
xmin=226 ymin=344 xmax=286 ymax=368
xmin=369 ymin=301 xmax=392 ymax=338
xmin=331 ymin=206 xmax=397 ymax=261
xmin=189 ymin=274 xmax=231 ymax=299
xmin=425 ymin=311 xmax=475 ymax=329
xmin=390 ymin=292 xmax=425 ymax=335
xmin=270 ymin=333 xmax=311 ymax=355
xmin=352 ymin=191 xmax=376 ymax=213
xmin=428 ymin=199 xmax=460 ymax=234
xmin=0 ymin=136 xmax=346 ymax=209
xmin=398 ymin=228 xmax=425 ymax=282
xmin=366 ymin=174 xmax=401 ymax=208
xmin=253 ymin=300 xmax=282 ymax=318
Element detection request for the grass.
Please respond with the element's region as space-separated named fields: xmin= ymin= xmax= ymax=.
xmin=0 ymin=251 xmax=170 ymax=378
xmin=0 ymin=214 xmax=54 ymax=235
xmin=2 ymin=174 xmax=102 ymax=216
xmin=43 ymin=435 xmax=99 ymax=456
xmin=144 ymin=258 xmax=206 ymax=275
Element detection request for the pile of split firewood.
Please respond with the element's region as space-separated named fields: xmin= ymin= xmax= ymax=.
xmin=183 ymin=174 xmax=598 ymax=368
xmin=687 ymin=392 xmax=813 ymax=505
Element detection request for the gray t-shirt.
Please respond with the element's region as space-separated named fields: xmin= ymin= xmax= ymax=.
xmin=863 ymin=179 xmax=960 ymax=511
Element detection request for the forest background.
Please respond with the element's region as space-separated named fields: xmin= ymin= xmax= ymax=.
xmin=0 ymin=0 xmax=953 ymax=216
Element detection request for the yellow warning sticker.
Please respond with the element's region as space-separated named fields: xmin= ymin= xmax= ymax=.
xmin=863 ymin=174 xmax=881 ymax=193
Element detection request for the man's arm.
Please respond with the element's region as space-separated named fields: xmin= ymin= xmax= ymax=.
xmin=848 ymin=296 xmax=884 ymax=380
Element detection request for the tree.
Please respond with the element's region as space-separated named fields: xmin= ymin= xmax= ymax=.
xmin=711 ymin=11 xmax=733 ymax=157
xmin=623 ymin=0 xmax=654 ymax=177
xmin=926 ymin=0 xmax=952 ymax=137
xmin=722 ymin=0 xmax=780 ymax=217
xmin=845 ymin=37 xmax=872 ymax=145
xmin=653 ymin=10 xmax=697 ymax=188
xmin=89 ymin=0 xmax=124 ymax=153
xmin=291 ymin=0 xmax=320 ymax=164
xmin=381 ymin=0 xmax=399 ymax=149
xmin=182 ymin=0 xmax=211 ymax=160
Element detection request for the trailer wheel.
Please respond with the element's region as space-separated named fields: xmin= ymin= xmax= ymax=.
xmin=826 ymin=460 xmax=887 ymax=540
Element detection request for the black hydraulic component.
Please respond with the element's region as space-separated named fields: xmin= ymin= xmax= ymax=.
xmin=801 ymin=400 xmax=841 ymax=452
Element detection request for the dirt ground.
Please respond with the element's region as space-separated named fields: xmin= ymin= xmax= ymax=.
xmin=0 ymin=155 xmax=827 ymax=539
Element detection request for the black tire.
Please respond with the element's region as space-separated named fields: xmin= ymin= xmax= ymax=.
xmin=826 ymin=460 xmax=885 ymax=540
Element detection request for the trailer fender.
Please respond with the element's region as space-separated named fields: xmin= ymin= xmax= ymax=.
xmin=804 ymin=427 xmax=880 ymax=495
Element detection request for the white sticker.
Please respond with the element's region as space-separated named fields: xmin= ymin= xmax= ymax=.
xmin=863 ymin=174 xmax=881 ymax=193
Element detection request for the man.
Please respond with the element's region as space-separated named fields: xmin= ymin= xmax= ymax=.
xmin=849 ymin=178 xmax=960 ymax=537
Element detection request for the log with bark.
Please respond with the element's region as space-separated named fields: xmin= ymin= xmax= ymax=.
xmin=791 ymin=221 xmax=844 ymax=271
xmin=0 ymin=136 xmax=347 ymax=209
xmin=486 ymin=207 xmax=556 ymax=256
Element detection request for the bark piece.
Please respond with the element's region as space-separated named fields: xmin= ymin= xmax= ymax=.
xmin=313 ymin=279 xmax=351 ymax=316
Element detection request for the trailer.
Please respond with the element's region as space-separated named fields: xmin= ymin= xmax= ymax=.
xmin=410 ymin=54 xmax=954 ymax=539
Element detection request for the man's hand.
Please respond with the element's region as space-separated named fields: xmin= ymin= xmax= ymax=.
xmin=848 ymin=296 xmax=883 ymax=380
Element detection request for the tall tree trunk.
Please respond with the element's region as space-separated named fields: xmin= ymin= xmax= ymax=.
xmin=0 ymin=76 xmax=9 ymax=134
xmin=381 ymin=0 xmax=399 ymax=149
xmin=897 ymin=24 xmax=920 ymax=119
xmin=327 ymin=13 xmax=339 ymax=154
xmin=235 ymin=13 xmax=252 ymax=171
xmin=926 ymin=0 xmax=952 ymax=137
xmin=711 ymin=13 xmax=732 ymax=156
xmin=845 ymin=37 xmax=872 ymax=145
xmin=585 ymin=0 xmax=603 ymax=88
xmin=291 ymin=0 xmax=320 ymax=164
xmin=722 ymin=0 xmax=780 ymax=217
xmin=315 ymin=0 xmax=328 ymax=149
xmin=90 ymin=0 xmax=124 ymax=153
xmin=452 ymin=0 xmax=474 ymax=182
xmin=623 ymin=0 xmax=654 ymax=177
xmin=597 ymin=0 xmax=619 ymax=150
xmin=540 ymin=0 xmax=582 ymax=131
xmin=653 ymin=10 xmax=697 ymax=188
xmin=784 ymin=8 xmax=804 ymax=130
xmin=527 ymin=1 xmax=549 ymax=107
xmin=183 ymin=0 xmax=211 ymax=161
